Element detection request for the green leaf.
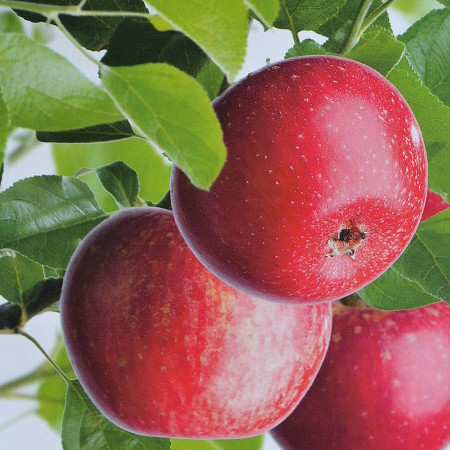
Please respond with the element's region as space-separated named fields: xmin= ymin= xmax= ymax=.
xmin=37 ymin=335 xmax=75 ymax=430
xmin=53 ymin=138 xmax=171 ymax=208
xmin=62 ymin=380 xmax=171 ymax=450
xmin=437 ymin=0 xmax=449 ymax=6
xmin=359 ymin=208 xmax=450 ymax=309
xmin=0 ymin=250 xmax=45 ymax=307
xmin=143 ymin=0 xmax=247 ymax=81
xmin=172 ymin=436 xmax=264 ymax=450
xmin=0 ymin=87 xmax=8 ymax=167
xmin=274 ymin=0 xmax=345 ymax=33
xmin=0 ymin=10 xmax=24 ymax=32
xmin=93 ymin=161 xmax=140 ymax=209
xmin=0 ymin=176 xmax=107 ymax=268
xmin=285 ymin=39 xmax=330 ymax=58
xmin=318 ymin=0 xmax=391 ymax=52
xmin=245 ymin=0 xmax=280 ymax=27
xmin=347 ymin=26 xmax=405 ymax=76
xmin=398 ymin=9 xmax=450 ymax=106
xmin=0 ymin=33 xmax=122 ymax=131
xmin=102 ymin=19 xmax=210 ymax=78
xmin=388 ymin=62 xmax=450 ymax=198
xmin=15 ymin=0 xmax=148 ymax=51
xmin=37 ymin=121 xmax=136 ymax=143
xmin=196 ymin=60 xmax=226 ymax=100
xmin=100 ymin=63 xmax=226 ymax=190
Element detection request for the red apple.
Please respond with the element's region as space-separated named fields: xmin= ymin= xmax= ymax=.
xmin=421 ymin=190 xmax=449 ymax=221
xmin=271 ymin=301 xmax=450 ymax=450
xmin=60 ymin=207 xmax=332 ymax=438
xmin=171 ymin=56 xmax=428 ymax=303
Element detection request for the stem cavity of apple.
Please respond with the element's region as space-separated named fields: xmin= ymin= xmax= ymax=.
xmin=327 ymin=221 xmax=368 ymax=259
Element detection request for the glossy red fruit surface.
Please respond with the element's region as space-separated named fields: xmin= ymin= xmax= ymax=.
xmin=271 ymin=302 xmax=450 ymax=450
xmin=60 ymin=208 xmax=332 ymax=438
xmin=171 ymin=56 xmax=428 ymax=303
xmin=421 ymin=190 xmax=449 ymax=221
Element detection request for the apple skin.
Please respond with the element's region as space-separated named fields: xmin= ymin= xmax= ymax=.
xmin=60 ymin=207 xmax=332 ymax=438
xmin=421 ymin=190 xmax=450 ymax=221
xmin=171 ymin=56 xmax=428 ymax=303
xmin=271 ymin=301 xmax=450 ymax=450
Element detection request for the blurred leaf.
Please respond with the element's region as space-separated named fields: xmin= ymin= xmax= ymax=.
xmin=347 ymin=26 xmax=405 ymax=76
xmin=37 ymin=121 xmax=135 ymax=143
xmin=0 ymin=176 xmax=107 ymax=268
xmin=274 ymin=0 xmax=345 ymax=33
xmin=143 ymin=0 xmax=247 ymax=81
xmin=0 ymin=33 xmax=122 ymax=131
xmin=388 ymin=60 xmax=450 ymax=198
xmin=359 ymin=208 xmax=450 ymax=309
xmin=102 ymin=19 xmax=209 ymax=78
xmin=100 ymin=63 xmax=226 ymax=190
xmin=53 ymin=138 xmax=171 ymax=208
xmin=398 ymin=9 xmax=450 ymax=106
xmin=318 ymin=0 xmax=391 ymax=52
xmin=37 ymin=335 xmax=75 ymax=430
xmin=196 ymin=61 xmax=225 ymax=100
xmin=0 ymin=88 xmax=8 ymax=167
xmin=437 ymin=0 xmax=449 ymax=6
xmin=0 ymin=250 xmax=45 ymax=307
xmin=0 ymin=10 xmax=24 ymax=32
xmin=285 ymin=39 xmax=330 ymax=58
xmin=93 ymin=161 xmax=140 ymax=209
xmin=172 ymin=435 xmax=264 ymax=450
xmin=62 ymin=380 xmax=170 ymax=450
xmin=16 ymin=0 xmax=148 ymax=51
xmin=246 ymin=0 xmax=280 ymax=27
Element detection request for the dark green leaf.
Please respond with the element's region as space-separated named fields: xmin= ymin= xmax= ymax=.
xmin=37 ymin=335 xmax=75 ymax=430
xmin=388 ymin=61 xmax=450 ymax=198
xmin=172 ymin=436 xmax=264 ymax=450
xmin=100 ymin=63 xmax=226 ymax=190
xmin=0 ymin=250 xmax=45 ymax=307
xmin=143 ymin=0 xmax=247 ymax=81
xmin=94 ymin=161 xmax=140 ymax=209
xmin=437 ymin=0 xmax=449 ymax=6
xmin=0 ymin=176 xmax=107 ymax=268
xmin=318 ymin=0 xmax=391 ymax=52
xmin=359 ymin=208 xmax=450 ymax=309
xmin=37 ymin=121 xmax=135 ymax=143
xmin=274 ymin=0 xmax=345 ymax=33
xmin=398 ymin=9 xmax=450 ymax=106
xmin=347 ymin=26 xmax=405 ymax=76
xmin=102 ymin=19 xmax=209 ymax=78
xmin=0 ymin=88 xmax=8 ymax=167
xmin=196 ymin=61 xmax=226 ymax=100
xmin=285 ymin=39 xmax=330 ymax=58
xmin=16 ymin=0 xmax=148 ymax=51
xmin=245 ymin=0 xmax=280 ymax=27
xmin=53 ymin=139 xmax=171 ymax=209
xmin=0 ymin=33 xmax=122 ymax=131
xmin=62 ymin=380 xmax=171 ymax=450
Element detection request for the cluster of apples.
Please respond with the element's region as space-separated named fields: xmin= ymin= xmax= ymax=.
xmin=60 ymin=57 xmax=449 ymax=448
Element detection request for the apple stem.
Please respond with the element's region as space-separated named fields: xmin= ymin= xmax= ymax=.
xmin=340 ymin=0 xmax=374 ymax=55
xmin=18 ymin=330 xmax=72 ymax=385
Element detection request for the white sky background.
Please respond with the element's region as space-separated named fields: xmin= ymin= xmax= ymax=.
xmin=0 ymin=6 xmax=443 ymax=450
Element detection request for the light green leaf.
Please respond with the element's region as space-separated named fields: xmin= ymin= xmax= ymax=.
xmin=274 ymin=0 xmax=345 ymax=33
xmin=0 ymin=250 xmax=45 ymax=307
xmin=37 ymin=335 xmax=75 ymax=431
xmin=0 ymin=176 xmax=107 ymax=268
xmin=347 ymin=26 xmax=405 ymax=76
xmin=62 ymin=380 xmax=171 ymax=450
xmin=0 ymin=10 xmax=24 ymax=33
xmin=359 ymin=208 xmax=450 ymax=309
xmin=196 ymin=61 xmax=226 ymax=100
xmin=94 ymin=161 xmax=140 ymax=209
xmin=246 ymin=0 xmax=280 ymax=26
xmin=100 ymin=63 xmax=226 ymax=190
xmin=144 ymin=0 xmax=247 ymax=81
xmin=0 ymin=87 xmax=8 ymax=166
xmin=172 ymin=435 xmax=264 ymax=450
xmin=0 ymin=33 xmax=122 ymax=131
xmin=53 ymin=138 xmax=171 ymax=209
xmin=388 ymin=61 xmax=450 ymax=198
xmin=398 ymin=9 xmax=450 ymax=106
xmin=285 ymin=39 xmax=330 ymax=58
